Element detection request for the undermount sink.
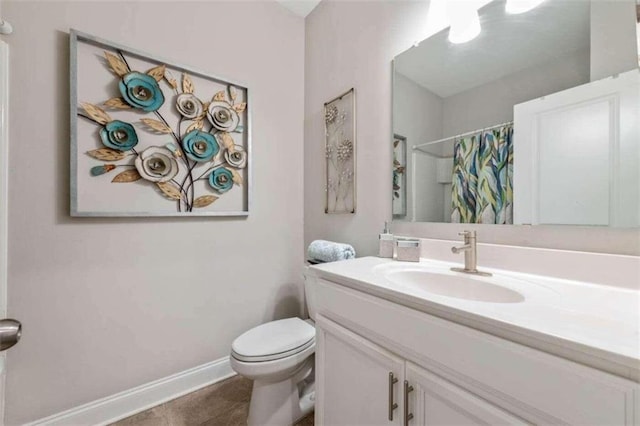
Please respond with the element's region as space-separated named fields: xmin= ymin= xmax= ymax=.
xmin=377 ymin=265 xmax=525 ymax=303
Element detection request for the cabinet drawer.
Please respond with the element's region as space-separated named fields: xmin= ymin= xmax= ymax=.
xmin=406 ymin=361 xmax=528 ymax=425
xmin=314 ymin=278 xmax=638 ymax=425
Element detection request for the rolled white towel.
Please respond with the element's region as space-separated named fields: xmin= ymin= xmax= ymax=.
xmin=307 ymin=240 xmax=356 ymax=263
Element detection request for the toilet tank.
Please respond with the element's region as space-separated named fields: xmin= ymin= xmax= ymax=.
xmin=302 ymin=267 xmax=318 ymax=321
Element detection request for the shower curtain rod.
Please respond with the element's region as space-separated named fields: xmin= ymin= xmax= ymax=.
xmin=413 ymin=120 xmax=513 ymax=152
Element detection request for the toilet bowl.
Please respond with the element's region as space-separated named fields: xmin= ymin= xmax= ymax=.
xmin=231 ymin=318 xmax=315 ymax=426
xmin=230 ymin=272 xmax=318 ymax=426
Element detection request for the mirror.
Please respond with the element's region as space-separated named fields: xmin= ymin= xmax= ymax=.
xmin=392 ymin=0 xmax=640 ymax=227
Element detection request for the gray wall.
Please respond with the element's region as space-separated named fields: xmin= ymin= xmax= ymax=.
xmin=393 ymin=73 xmax=443 ymax=222
xmin=304 ymin=0 xmax=639 ymax=256
xmin=590 ymin=0 xmax=638 ymax=81
xmin=442 ymin=49 xmax=591 ymax=136
xmin=1 ymin=1 xmax=304 ymax=423
xmin=305 ymin=0 xmax=433 ymax=256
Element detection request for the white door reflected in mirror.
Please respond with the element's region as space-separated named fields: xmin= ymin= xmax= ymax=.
xmin=514 ymin=69 xmax=639 ymax=227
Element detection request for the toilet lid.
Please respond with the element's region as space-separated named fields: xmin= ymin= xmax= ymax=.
xmin=231 ymin=318 xmax=315 ymax=361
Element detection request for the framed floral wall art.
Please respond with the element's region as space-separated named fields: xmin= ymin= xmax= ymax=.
xmin=70 ymin=30 xmax=250 ymax=217
xmin=392 ymin=134 xmax=407 ymax=219
xmin=324 ymin=88 xmax=356 ymax=214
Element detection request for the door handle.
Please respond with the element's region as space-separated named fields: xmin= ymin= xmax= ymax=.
xmin=0 ymin=319 xmax=21 ymax=351
xmin=388 ymin=372 xmax=399 ymax=420
xmin=403 ymin=380 xmax=414 ymax=426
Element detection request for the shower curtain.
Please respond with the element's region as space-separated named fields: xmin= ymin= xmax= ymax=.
xmin=451 ymin=125 xmax=513 ymax=224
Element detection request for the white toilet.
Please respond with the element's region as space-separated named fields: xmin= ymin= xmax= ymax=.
xmin=230 ymin=273 xmax=317 ymax=426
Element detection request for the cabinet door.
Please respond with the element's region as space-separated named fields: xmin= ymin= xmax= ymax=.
xmin=405 ymin=362 xmax=527 ymax=426
xmin=316 ymin=314 xmax=405 ymax=426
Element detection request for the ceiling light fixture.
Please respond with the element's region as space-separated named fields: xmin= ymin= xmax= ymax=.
xmin=505 ymin=0 xmax=546 ymax=15
xmin=448 ymin=6 xmax=481 ymax=44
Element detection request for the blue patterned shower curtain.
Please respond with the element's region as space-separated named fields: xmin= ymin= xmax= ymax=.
xmin=451 ymin=125 xmax=513 ymax=224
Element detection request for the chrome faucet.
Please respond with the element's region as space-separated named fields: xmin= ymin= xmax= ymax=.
xmin=451 ymin=230 xmax=492 ymax=276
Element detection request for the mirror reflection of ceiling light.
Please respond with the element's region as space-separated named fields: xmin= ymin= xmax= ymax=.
xmin=505 ymin=0 xmax=546 ymax=14
xmin=448 ymin=6 xmax=481 ymax=44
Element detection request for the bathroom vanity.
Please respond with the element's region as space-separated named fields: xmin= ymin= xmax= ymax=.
xmin=306 ymin=256 xmax=639 ymax=425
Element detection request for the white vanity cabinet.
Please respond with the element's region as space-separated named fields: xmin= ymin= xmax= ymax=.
xmin=317 ymin=317 xmax=405 ymax=425
xmin=317 ymin=315 xmax=526 ymax=426
xmin=312 ymin=277 xmax=639 ymax=426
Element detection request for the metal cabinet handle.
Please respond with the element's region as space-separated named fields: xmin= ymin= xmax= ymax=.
xmin=403 ymin=380 xmax=414 ymax=426
xmin=388 ymin=372 xmax=399 ymax=420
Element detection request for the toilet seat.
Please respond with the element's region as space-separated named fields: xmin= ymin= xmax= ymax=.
xmin=232 ymin=338 xmax=315 ymax=362
xmin=231 ymin=317 xmax=315 ymax=362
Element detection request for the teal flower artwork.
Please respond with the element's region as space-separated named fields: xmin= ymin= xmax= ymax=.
xmin=77 ymin=45 xmax=248 ymax=214
xmin=119 ymin=72 xmax=165 ymax=112
xmin=209 ymin=168 xmax=234 ymax=193
xmin=99 ymin=120 xmax=138 ymax=151
xmin=182 ymin=129 xmax=219 ymax=162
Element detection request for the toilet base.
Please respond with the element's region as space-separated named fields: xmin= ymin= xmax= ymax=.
xmin=247 ymin=356 xmax=314 ymax=426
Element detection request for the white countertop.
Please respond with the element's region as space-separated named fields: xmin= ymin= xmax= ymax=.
xmin=310 ymin=256 xmax=640 ymax=381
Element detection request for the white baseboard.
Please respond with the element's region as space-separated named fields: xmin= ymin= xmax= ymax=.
xmin=26 ymin=357 xmax=235 ymax=426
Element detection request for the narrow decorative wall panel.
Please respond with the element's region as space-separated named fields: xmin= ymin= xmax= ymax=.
xmin=324 ymin=88 xmax=356 ymax=214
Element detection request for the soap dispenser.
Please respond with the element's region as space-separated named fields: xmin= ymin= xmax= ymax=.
xmin=378 ymin=221 xmax=394 ymax=258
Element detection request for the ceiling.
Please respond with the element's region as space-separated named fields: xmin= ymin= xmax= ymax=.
xmin=276 ymin=0 xmax=322 ymax=17
xmin=394 ymin=0 xmax=591 ymax=98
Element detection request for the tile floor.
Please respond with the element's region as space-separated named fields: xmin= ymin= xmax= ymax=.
xmin=110 ymin=375 xmax=314 ymax=426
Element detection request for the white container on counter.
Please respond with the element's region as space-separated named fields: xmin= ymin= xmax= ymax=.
xmin=395 ymin=238 xmax=421 ymax=262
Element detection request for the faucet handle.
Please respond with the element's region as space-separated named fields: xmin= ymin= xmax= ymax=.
xmin=458 ymin=230 xmax=475 ymax=237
